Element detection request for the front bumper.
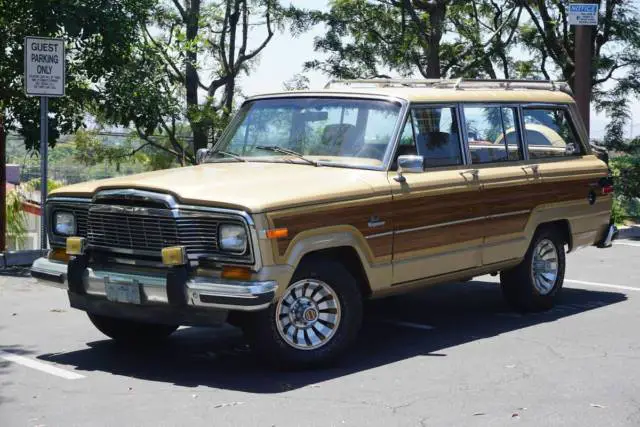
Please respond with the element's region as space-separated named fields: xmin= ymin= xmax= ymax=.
xmin=31 ymin=257 xmax=277 ymax=316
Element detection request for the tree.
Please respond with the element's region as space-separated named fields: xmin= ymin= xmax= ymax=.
xmin=514 ymin=1 xmax=640 ymax=148
xmin=305 ymin=0 xmax=526 ymax=80
xmin=108 ymin=0 xmax=297 ymax=156
xmin=0 ymin=0 xmax=155 ymax=150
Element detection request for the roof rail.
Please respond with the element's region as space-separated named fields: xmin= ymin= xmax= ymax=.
xmin=324 ymin=78 xmax=572 ymax=94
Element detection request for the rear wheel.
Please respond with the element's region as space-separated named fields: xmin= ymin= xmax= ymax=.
xmin=88 ymin=313 xmax=178 ymax=344
xmin=242 ymin=258 xmax=363 ymax=369
xmin=500 ymin=227 xmax=566 ymax=312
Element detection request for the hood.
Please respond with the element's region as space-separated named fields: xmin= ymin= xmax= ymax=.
xmin=49 ymin=162 xmax=391 ymax=213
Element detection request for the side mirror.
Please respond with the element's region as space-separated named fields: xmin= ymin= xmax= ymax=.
xmin=395 ymin=155 xmax=424 ymax=183
xmin=196 ymin=148 xmax=209 ymax=164
xmin=398 ymin=155 xmax=424 ymax=173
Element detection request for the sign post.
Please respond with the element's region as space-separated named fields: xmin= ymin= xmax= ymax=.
xmin=24 ymin=37 xmax=65 ymax=250
xmin=569 ymin=2 xmax=599 ymax=138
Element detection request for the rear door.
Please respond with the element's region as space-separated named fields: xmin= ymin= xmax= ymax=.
xmin=389 ymin=105 xmax=482 ymax=285
xmin=460 ymin=104 xmax=535 ymax=265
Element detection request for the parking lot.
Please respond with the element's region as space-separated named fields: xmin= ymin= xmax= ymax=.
xmin=1 ymin=235 xmax=640 ymax=427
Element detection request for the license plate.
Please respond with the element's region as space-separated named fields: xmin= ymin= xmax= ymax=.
xmin=104 ymin=278 xmax=142 ymax=304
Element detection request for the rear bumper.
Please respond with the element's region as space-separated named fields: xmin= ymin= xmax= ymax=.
xmin=597 ymin=223 xmax=619 ymax=248
xmin=31 ymin=257 xmax=277 ymax=318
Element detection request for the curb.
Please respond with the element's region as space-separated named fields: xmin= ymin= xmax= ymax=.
xmin=618 ymin=225 xmax=640 ymax=240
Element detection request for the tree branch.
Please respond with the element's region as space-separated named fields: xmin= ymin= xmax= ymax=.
xmin=144 ymin=24 xmax=184 ymax=82
xmin=236 ymin=3 xmax=274 ymax=66
xmin=171 ymin=0 xmax=187 ymax=20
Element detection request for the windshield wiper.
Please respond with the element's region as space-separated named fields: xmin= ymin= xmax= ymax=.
xmin=254 ymin=145 xmax=318 ymax=166
xmin=208 ymin=150 xmax=247 ymax=162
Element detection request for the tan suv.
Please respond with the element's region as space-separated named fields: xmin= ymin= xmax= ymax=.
xmin=32 ymin=79 xmax=616 ymax=368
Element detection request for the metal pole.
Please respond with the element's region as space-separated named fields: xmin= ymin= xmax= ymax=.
xmin=0 ymin=112 xmax=6 ymax=252
xmin=40 ymin=97 xmax=48 ymax=250
xmin=573 ymin=2 xmax=598 ymax=139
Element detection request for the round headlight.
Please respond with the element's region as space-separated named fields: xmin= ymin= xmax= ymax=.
xmin=218 ymin=224 xmax=247 ymax=253
xmin=54 ymin=211 xmax=76 ymax=236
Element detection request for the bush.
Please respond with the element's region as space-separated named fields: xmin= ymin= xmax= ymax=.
xmin=610 ymin=155 xmax=640 ymax=200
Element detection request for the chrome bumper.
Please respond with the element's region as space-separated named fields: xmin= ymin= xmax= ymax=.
xmin=31 ymin=257 xmax=277 ymax=312
xmin=597 ymin=224 xmax=619 ymax=248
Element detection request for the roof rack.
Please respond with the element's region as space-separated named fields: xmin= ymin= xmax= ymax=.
xmin=324 ymin=78 xmax=572 ymax=94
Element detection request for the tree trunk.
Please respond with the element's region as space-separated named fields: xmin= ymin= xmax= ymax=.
xmin=184 ymin=0 xmax=208 ymax=152
xmin=425 ymin=2 xmax=446 ymax=78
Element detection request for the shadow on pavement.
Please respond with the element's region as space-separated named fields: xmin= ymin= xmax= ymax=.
xmin=39 ymin=280 xmax=626 ymax=393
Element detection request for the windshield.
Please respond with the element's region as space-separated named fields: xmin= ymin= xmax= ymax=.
xmin=211 ymin=98 xmax=403 ymax=169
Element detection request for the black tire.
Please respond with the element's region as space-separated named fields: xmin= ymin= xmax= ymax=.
xmin=500 ymin=227 xmax=566 ymax=312
xmin=242 ymin=258 xmax=363 ymax=369
xmin=88 ymin=313 xmax=178 ymax=344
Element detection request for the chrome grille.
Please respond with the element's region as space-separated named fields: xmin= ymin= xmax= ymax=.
xmin=86 ymin=206 xmax=235 ymax=257
xmin=88 ymin=211 xmax=180 ymax=252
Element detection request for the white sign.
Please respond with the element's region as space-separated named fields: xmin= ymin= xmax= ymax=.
xmin=24 ymin=37 xmax=65 ymax=97
xmin=568 ymin=3 xmax=599 ymax=26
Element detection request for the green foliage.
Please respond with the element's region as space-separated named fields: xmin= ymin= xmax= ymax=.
xmin=0 ymin=0 xmax=155 ymax=150
xmin=611 ymin=155 xmax=640 ymax=201
xmin=611 ymin=198 xmax=627 ymax=225
xmin=5 ymin=179 xmax=64 ymax=246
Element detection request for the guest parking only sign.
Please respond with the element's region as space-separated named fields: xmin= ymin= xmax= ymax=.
xmin=24 ymin=37 xmax=65 ymax=97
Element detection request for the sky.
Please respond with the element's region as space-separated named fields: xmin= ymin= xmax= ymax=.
xmin=237 ymin=0 xmax=640 ymax=140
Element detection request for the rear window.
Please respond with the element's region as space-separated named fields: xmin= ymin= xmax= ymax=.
xmin=522 ymin=108 xmax=582 ymax=159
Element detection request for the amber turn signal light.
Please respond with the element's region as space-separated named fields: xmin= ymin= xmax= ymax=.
xmin=221 ymin=266 xmax=251 ymax=281
xmin=49 ymin=247 xmax=70 ymax=262
xmin=161 ymin=246 xmax=188 ymax=266
xmin=265 ymin=228 xmax=288 ymax=239
xmin=66 ymin=237 xmax=86 ymax=256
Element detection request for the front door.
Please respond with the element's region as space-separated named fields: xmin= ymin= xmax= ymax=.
xmin=390 ymin=105 xmax=482 ymax=285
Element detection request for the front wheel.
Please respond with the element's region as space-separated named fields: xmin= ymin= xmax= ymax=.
xmin=242 ymin=258 xmax=363 ymax=369
xmin=500 ymin=228 xmax=566 ymax=312
xmin=88 ymin=313 xmax=178 ymax=344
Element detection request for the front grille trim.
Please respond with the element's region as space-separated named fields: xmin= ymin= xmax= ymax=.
xmin=46 ymin=194 xmax=258 ymax=267
xmin=85 ymin=204 xmax=251 ymax=262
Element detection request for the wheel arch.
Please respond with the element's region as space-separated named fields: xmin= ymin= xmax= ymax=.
xmin=535 ymin=219 xmax=573 ymax=251
xmin=297 ymin=246 xmax=373 ymax=298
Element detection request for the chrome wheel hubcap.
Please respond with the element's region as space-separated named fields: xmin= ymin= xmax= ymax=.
xmin=276 ymin=279 xmax=341 ymax=350
xmin=531 ymin=238 xmax=559 ymax=295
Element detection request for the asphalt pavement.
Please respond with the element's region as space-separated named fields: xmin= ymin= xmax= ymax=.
xmin=1 ymin=237 xmax=640 ymax=427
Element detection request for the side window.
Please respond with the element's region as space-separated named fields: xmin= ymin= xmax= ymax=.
xmin=523 ymin=108 xmax=582 ymax=159
xmin=412 ymin=107 xmax=462 ymax=168
xmin=464 ymin=106 xmax=522 ymax=164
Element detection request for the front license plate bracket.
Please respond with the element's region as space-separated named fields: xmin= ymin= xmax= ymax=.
xmin=104 ymin=278 xmax=142 ymax=305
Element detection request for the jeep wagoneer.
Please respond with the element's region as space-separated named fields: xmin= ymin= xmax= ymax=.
xmin=32 ymin=79 xmax=616 ymax=368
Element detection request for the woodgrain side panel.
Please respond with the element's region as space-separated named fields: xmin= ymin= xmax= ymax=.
xmin=269 ymin=176 xmax=604 ymax=258
xmin=272 ymin=198 xmax=394 ymax=258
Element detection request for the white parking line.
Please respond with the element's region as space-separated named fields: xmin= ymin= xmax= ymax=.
xmin=378 ymin=319 xmax=435 ymax=330
xmin=616 ymin=242 xmax=640 ymax=248
xmin=0 ymin=350 xmax=85 ymax=380
xmin=565 ymin=279 xmax=640 ymax=293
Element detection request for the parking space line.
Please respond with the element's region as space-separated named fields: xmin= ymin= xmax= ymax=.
xmin=615 ymin=242 xmax=640 ymax=248
xmin=565 ymin=279 xmax=640 ymax=293
xmin=0 ymin=350 xmax=85 ymax=380
xmin=377 ymin=319 xmax=435 ymax=330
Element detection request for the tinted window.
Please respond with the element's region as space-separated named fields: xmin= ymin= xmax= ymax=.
xmin=523 ymin=108 xmax=582 ymax=158
xmin=464 ymin=106 xmax=522 ymax=164
xmin=411 ymin=107 xmax=462 ymax=167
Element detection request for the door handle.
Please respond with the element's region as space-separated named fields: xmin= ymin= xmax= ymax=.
xmin=459 ymin=169 xmax=479 ymax=180
xmin=521 ymin=165 xmax=540 ymax=176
